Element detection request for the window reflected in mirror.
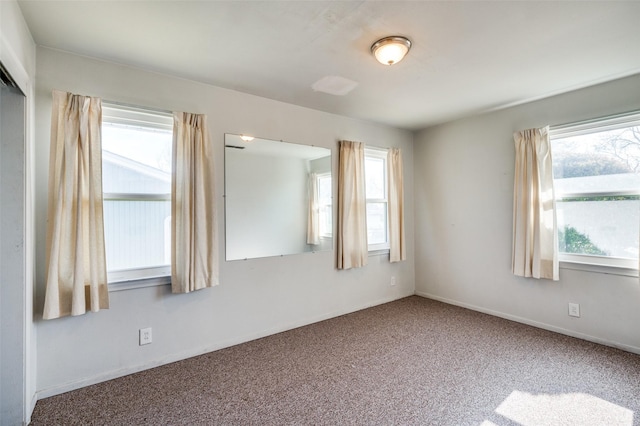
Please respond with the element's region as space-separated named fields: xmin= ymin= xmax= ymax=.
xmin=224 ymin=134 xmax=332 ymax=261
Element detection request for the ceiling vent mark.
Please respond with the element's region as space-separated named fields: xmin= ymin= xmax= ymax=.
xmin=311 ymin=75 xmax=359 ymax=96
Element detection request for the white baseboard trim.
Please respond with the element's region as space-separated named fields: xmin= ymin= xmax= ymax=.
xmin=415 ymin=291 xmax=640 ymax=356
xmin=36 ymin=291 xmax=413 ymax=400
xmin=25 ymin=391 xmax=37 ymax=425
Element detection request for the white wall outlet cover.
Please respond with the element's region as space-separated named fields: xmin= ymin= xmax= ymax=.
xmin=568 ymin=303 xmax=580 ymax=318
xmin=139 ymin=327 xmax=152 ymax=345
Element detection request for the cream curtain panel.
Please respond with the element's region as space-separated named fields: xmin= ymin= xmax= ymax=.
xmin=307 ymin=172 xmax=320 ymax=245
xmin=388 ymin=148 xmax=406 ymax=263
xmin=337 ymin=140 xmax=368 ymax=269
xmin=512 ymin=126 xmax=559 ymax=280
xmin=172 ymin=112 xmax=219 ymax=293
xmin=43 ymin=90 xmax=109 ymax=319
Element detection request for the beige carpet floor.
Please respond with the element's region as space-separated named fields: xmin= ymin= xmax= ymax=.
xmin=30 ymin=296 xmax=640 ymax=425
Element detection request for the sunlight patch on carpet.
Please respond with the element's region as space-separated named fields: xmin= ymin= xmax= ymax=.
xmin=490 ymin=390 xmax=633 ymax=426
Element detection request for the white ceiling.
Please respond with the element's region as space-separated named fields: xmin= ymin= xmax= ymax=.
xmin=18 ymin=0 xmax=640 ymax=130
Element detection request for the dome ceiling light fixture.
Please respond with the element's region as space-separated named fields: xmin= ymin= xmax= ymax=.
xmin=371 ymin=36 xmax=412 ymax=66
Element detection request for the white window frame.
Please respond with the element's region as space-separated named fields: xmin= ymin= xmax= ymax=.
xmin=102 ymin=103 xmax=174 ymax=290
xmin=550 ymin=110 xmax=640 ymax=276
xmin=364 ymin=147 xmax=390 ymax=252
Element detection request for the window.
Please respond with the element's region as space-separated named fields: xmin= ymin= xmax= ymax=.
xmin=101 ymin=104 xmax=174 ymax=285
xmin=365 ymin=148 xmax=389 ymax=251
xmin=550 ymin=111 xmax=640 ymax=271
xmin=317 ymin=172 xmax=332 ymax=238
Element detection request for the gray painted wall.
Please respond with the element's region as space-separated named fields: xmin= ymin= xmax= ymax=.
xmin=414 ymin=73 xmax=640 ymax=353
xmin=33 ymin=47 xmax=415 ymax=397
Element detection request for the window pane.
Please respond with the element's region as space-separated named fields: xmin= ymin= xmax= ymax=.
xmin=552 ymin=127 xmax=640 ymax=181
xmin=366 ymin=202 xmax=387 ymax=245
xmin=103 ymin=200 xmax=171 ymax=271
xmin=552 ymin=124 xmax=640 ymax=261
xmin=102 ymin=124 xmax=172 ymax=194
xmin=318 ymin=175 xmax=331 ymax=201
xmin=102 ymin=112 xmax=174 ymax=276
xmin=365 ymin=156 xmax=385 ymax=199
xmin=318 ymin=175 xmax=332 ymax=237
xmin=557 ymin=198 xmax=639 ymax=259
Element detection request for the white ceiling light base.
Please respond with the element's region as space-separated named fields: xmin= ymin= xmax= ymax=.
xmin=371 ymin=36 xmax=411 ymax=66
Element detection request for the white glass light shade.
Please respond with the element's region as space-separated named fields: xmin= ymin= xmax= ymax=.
xmin=371 ymin=36 xmax=411 ymax=66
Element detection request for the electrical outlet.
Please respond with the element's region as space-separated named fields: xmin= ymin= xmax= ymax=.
xmin=139 ymin=327 xmax=152 ymax=345
xmin=568 ymin=303 xmax=580 ymax=318
xmin=390 ymin=276 xmax=396 ymax=286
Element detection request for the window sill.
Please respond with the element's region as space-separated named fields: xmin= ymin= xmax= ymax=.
xmin=559 ymin=260 xmax=638 ymax=278
xmin=108 ymin=274 xmax=171 ymax=292
xmin=368 ymin=248 xmax=390 ymax=257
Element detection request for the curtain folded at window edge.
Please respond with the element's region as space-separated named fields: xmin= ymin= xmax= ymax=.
xmin=388 ymin=148 xmax=406 ymax=263
xmin=512 ymin=126 xmax=559 ymax=281
xmin=337 ymin=140 xmax=368 ymax=270
xmin=43 ymin=89 xmax=109 ymax=320
xmin=172 ymin=112 xmax=219 ymax=293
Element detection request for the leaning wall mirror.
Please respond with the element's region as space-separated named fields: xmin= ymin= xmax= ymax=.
xmin=224 ymin=134 xmax=332 ymax=261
